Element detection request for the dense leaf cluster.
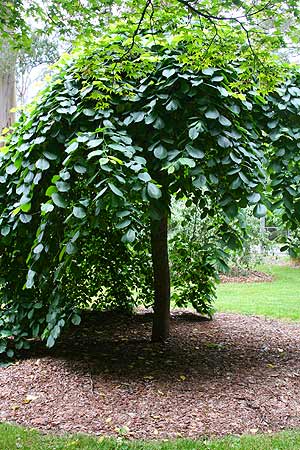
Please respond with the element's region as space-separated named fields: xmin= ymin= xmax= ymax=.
xmin=1 ymin=28 xmax=300 ymax=356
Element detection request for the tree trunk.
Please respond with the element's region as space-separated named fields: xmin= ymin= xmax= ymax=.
xmin=0 ymin=67 xmax=16 ymax=133
xmin=150 ymin=213 xmax=171 ymax=342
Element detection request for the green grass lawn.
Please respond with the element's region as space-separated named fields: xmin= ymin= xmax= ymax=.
xmin=1 ymin=423 xmax=300 ymax=450
xmin=216 ymin=265 xmax=300 ymax=321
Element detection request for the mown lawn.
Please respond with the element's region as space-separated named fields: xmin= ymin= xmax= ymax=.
xmin=216 ymin=265 xmax=300 ymax=321
xmin=1 ymin=423 xmax=300 ymax=450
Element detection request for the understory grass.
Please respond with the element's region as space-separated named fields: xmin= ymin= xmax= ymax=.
xmin=216 ymin=265 xmax=300 ymax=321
xmin=1 ymin=423 xmax=300 ymax=450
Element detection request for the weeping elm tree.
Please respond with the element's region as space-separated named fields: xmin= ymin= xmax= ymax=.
xmin=1 ymin=25 xmax=300 ymax=357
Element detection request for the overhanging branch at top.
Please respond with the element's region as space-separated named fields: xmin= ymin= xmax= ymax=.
xmin=175 ymin=0 xmax=278 ymax=22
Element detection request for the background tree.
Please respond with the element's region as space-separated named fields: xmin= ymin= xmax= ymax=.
xmin=0 ymin=0 xmax=119 ymax=137
xmin=0 ymin=40 xmax=16 ymax=135
xmin=16 ymin=34 xmax=59 ymax=106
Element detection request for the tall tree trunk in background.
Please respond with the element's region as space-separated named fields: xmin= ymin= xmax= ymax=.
xmin=150 ymin=213 xmax=171 ymax=342
xmin=0 ymin=39 xmax=16 ymax=140
xmin=0 ymin=67 xmax=16 ymax=132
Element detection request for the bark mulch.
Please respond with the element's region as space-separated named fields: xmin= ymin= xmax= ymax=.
xmin=220 ymin=270 xmax=273 ymax=284
xmin=1 ymin=311 xmax=300 ymax=440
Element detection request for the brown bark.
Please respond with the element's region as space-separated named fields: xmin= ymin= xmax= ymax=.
xmin=150 ymin=213 xmax=171 ymax=342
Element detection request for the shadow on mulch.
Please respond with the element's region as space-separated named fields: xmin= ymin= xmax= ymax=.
xmin=2 ymin=311 xmax=300 ymax=439
xmin=21 ymin=310 xmax=300 ymax=382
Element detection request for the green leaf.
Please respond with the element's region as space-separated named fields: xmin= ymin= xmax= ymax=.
xmin=121 ymin=229 xmax=136 ymax=243
xmin=178 ymin=157 xmax=196 ymax=168
xmin=33 ymin=243 xmax=44 ymax=254
xmin=138 ymin=172 xmax=151 ymax=182
xmin=162 ymin=68 xmax=176 ymax=78
xmin=205 ymin=108 xmax=219 ymax=119
xmin=1 ymin=225 xmax=10 ymax=236
xmin=77 ymin=134 xmax=90 ymax=143
xmin=202 ymin=68 xmax=216 ymax=76
xmin=87 ymin=139 xmax=103 ymax=148
xmin=0 ymin=343 xmax=7 ymax=355
xmin=71 ymin=230 xmax=80 ymax=243
xmin=69 ymin=105 xmax=77 ymax=114
xmin=230 ymin=104 xmax=241 ymax=114
xmin=46 ymin=335 xmax=55 ymax=348
xmin=65 ymin=141 xmax=79 ymax=153
xmin=218 ymin=136 xmax=232 ymax=148
xmin=166 ymin=99 xmax=179 ymax=111
xmin=99 ymin=157 xmax=109 ymax=166
xmin=154 ymin=145 xmax=168 ymax=159
xmin=192 ymin=175 xmax=206 ymax=189
xmin=20 ymin=200 xmax=31 ymax=212
xmin=6 ymin=349 xmax=14 ymax=358
xmin=230 ymin=152 xmax=242 ymax=164
xmin=0 ymin=360 xmax=13 ymax=368
xmin=186 ymin=145 xmax=204 ymax=159
xmin=254 ymin=203 xmax=267 ymax=218
xmin=71 ymin=314 xmax=81 ymax=326
xmin=6 ymin=164 xmax=17 ymax=175
xmin=217 ymin=86 xmax=229 ymax=97
xmin=66 ymin=242 xmax=77 ymax=254
xmin=88 ymin=149 xmax=103 ymax=159
xmin=73 ymin=206 xmax=86 ymax=219
xmin=280 ymin=245 xmax=289 ymax=252
xmin=219 ymin=115 xmax=232 ymax=127
xmin=153 ymin=117 xmax=165 ymax=129
xmin=247 ymin=192 xmax=261 ymax=204
xmin=51 ymin=193 xmax=67 ymax=208
xmin=212 ymin=75 xmax=224 ymax=82
xmin=132 ymin=111 xmax=145 ymax=123
xmin=60 ymin=171 xmax=71 ymax=181
xmin=36 ymin=158 xmax=50 ymax=171
xmin=0 ymin=330 xmax=12 ymax=338
xmin=267 ymin=119 xmax=279 ymax=129
xmin=74 ymin=164 xmax=87 ymax=174
xmin=224 ymin=203 xmax=238 ymax=219
xmin=43 ymin=151 xmax=58 ymax=160
xmin=83 ymin=108 xmax=95 ymax=116
xmin=20 ymin=214 xmax=32 ymax=224
xmin=231 ymin=177 xmax=241 ymax=190
xmin=209 ymin=174 xmax=218 ymax=184
xmin=108 ymin=183 xmax=123 ymax=197
xmin=45 ymin=186 xmax=58 ymax=197
xmin=56 ymin=181 xmax=70 ymax=192
xmin=116 ymin=210 xmax=131 ymax=218
xmin=26 ymin=270 xmax=36 ymax=289
xmin=189 ymin=127 xmax=199 ymax=140
xmin=147 ymin=182 xmax=162 ymax=199
xmin=116 ymin=219 xmax=131 ymax=229
xmin=108 ymin=143 xmax=126 ymax=152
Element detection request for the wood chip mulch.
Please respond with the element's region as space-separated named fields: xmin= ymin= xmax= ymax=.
xmin=1 ymin=311 xmax=300 ymax=440
xmin=220 ymin=270 xmax=273 ymax=283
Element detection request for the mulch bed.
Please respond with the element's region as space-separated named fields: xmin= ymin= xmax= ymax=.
xmin=1 ymin=311 xmax=300 ymax=440
xmin=220 ymin=270 xmax=273 ymax=283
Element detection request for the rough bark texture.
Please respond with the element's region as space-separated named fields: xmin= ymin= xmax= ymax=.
xmin=150 ymin=214 xmax=171 ymax=342
xmin=0 ymin=67 xmax=16 ymax=133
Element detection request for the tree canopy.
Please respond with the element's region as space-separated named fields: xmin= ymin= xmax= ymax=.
xmin=2 ymin=0 xmax=300 ymax=52
xmin=1 ymin=8 xmax=300 ymax=355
